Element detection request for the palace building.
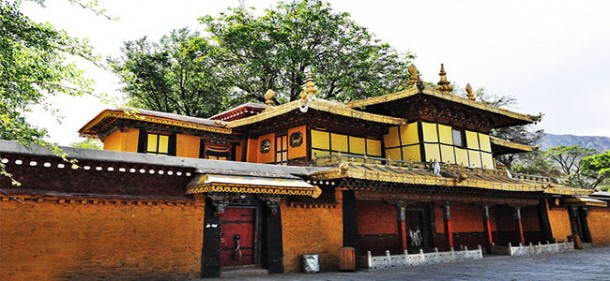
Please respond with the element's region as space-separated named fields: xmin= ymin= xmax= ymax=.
xmin=1 ymin=65 xmax=608 ymax=280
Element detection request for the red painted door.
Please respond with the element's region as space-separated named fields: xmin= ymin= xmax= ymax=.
xmin=220 ymin=207 xmax=256 ymax=267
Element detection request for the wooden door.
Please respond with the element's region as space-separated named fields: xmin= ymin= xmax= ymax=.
xmin=220 ymin=207 xmax=256 ymax=267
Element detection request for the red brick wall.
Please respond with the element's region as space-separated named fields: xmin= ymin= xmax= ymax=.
xmin=0 ymin=193 xmax=204 ymax=281
xmin=281 ymin=190 xmax=343 ymax=272
xmin=588 ymin=207 xmax=610 ymax=245
xmin=356 ymin=200 xmax=397 ymax=235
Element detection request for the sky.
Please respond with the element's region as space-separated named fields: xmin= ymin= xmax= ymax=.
xmin=21 ymin=0 xmax=610 ymax=145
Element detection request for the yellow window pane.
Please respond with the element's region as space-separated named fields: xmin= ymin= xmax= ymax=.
xmin=283 ymin=136 xmax=288 ymax=150
xmin=455 ymin=148 xmax=468 ymax=166
xmin=311 ymin=130 xmax=330 ymax=149
xmin=438 ymin=124 xmax=453 ymax=144
xmin=208 ymin=155 xmax=218 ymax=160
xmin=422 ymin=122 xmax=438 ymax=142
xmin=366 ymin=139 xmax=382 ymax=156
xmin=147 ymin=134 xmax=158 ymax=152
xmin=219 ymin=156 xmax=227 ymax=160
xmin=384 ymin=126 xmax=400 ymax=148
xmin=331 ymin=133 xmax=348 ymax=152
xmin=468 ymin=150 xmax=482 ymax=168
xmin=400 ymin=122 xmax=420 ymax=145
xmin=478 ymin=133 xmax=491 ymax=152
xmin=440 ymin=144 xmax=456 ymax=164
xmin=466 ymin=131 xmax=479 ymax=150
xmin=424 ymin=143 xmax=441 ymax=162
xmin=276 ymin=137 xmax=282 ymax=150
xmin=481 ymin=152 xmax=494 ymax=169
xmin=158 ymin=135 xmax=169 ymax=154
xmin=349 ymin=137 xmax=365 ymax=154
xmin=401 ymin=145 xmax=421 ymax=162
xmin=311 ymin=149 xmax=329 ymax=158
xmin=385 ymin=148 xmax=402 ymax=160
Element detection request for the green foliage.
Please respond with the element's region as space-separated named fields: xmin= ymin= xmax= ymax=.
xmin=201 ymin=0 xmax=414 ymax=103
xmin=1 ymin=0 xmax=94 ymax=144
xmin=545 ymin=145 xmax=599 ymax=189
xmin=1 ymin=0 xmax=103 ymax=185
xmin=581 ymin=150 xmax=610 ymax=191
xmin=110 ymin=28 xmax=232 ymax=118
xmin=70 ymin=138 xmax=102 ymax=150
xmin=510 ymin=151 xmax=561 ymax=178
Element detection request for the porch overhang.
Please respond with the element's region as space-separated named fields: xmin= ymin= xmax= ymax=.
xmin=186 ymin=174 xmax=322 ymax=198
xmin=564 ymin=197 xmax=608 ymax=208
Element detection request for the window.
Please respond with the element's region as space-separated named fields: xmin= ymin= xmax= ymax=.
xmin=452 ymin=129 xmax=464 ymax=147
xmin=200 ymin=140 xmax=232 ymax=160
xmin=276 ymin=135 xmax=288 ymax=165
xmin=147 ymin=133 xmax=169 ymax=155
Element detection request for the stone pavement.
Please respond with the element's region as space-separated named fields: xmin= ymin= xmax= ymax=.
xmin=197 ymin=246 xmax=610 ymax=281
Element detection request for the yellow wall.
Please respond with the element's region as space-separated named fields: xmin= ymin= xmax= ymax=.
xmin=102 ymin=128 xmax=139 ymax=153
xmin=588 ymin=208 xmax=610 ymax=245
xmin=281 ymin=190 xmax=343 ymax=272
xmin=383 ymin=123 xmax=420 ymax=161
xmin=547 ymin=204 xmax=572 ymax=242
xmin=311 ymin=129 xmax=381 ymax=158
xmin=257 ymin=133 xmax=276 ymax=163
xmin=176 ymin=134 xmax=200 ymax=158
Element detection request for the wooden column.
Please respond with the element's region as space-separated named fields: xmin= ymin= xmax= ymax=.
xmin=342 ymin=190 xmax=359 ymax=254
xmin=579 ymin=207 xmax=592 ymax=243
xmin=263 ymin=198 xmax=284 ymax=273
xmin=201 ymin=196 xmax=223 ymax=278
xmin=514 ymin=206 xmax=525 ymax=245
xmin=443 ymin=204 xmax=454 ymax=249
xmin=397 ymin=205 xmax=408 ymax=252
xmin=538 ymin=199 xmax=555 ymax=243
xmin=481 ymin=205 xmax=493 ymax=250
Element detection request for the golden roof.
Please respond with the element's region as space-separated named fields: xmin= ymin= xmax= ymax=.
xmin=79 ymin=109 xmax=232 ymax=137
xmin=309 ymin=157 xmax=592 ymax=196
xmin=346 ymin=88 xmax=539 ymax=124
xmin=490 ymin=137 xmax=538 ymax=153
xmin=227 ymin=98 xmax=407 ymax=128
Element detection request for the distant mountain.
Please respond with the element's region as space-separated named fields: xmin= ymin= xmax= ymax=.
xmin=538 ymin=133 xmax=610 ymax=152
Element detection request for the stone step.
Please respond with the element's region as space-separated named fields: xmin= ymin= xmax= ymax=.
xmin=221 ymin=266 xmax=268 ymax=279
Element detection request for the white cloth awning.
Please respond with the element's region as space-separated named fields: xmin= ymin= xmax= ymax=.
xmin=187 ymin=174 xmax=321 ymax=198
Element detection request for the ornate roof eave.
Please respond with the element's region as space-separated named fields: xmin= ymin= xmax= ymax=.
xmin=347 ymin=88 xmax=539 ymax=126
xmin=226 ymin=98 xmax=408 ymax=128
xmin=309 ymin=164 xmax=592 ymax=196
xmin=490 ymin=137 xmax=538 ymax=155
xmin=79 ymin=109 xmax=232 ymax=137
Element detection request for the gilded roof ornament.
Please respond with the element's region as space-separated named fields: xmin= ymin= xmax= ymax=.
xmin=304 ymin=72 xmax=318 ymax=98
xmin=466 ymin=83 xmax=476 ymax=101
xmin=264 ymin=89 xmax=275 ymax=109
xmin=437 ymin=63 xmax=453 ymax=93
xmin=407 ymin=64 xmax=420 ymax=88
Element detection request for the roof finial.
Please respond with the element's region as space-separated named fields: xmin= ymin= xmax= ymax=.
xmin=304 ymin=72 xmax=318 ymax=97
xmin=407 ymin=64 xmax=420 ymax=88
xmin=264 ymin=89 xmax=275 ymax=109
xmin=465 ymin=83 xmax=475 ymax=101
xmin=437 ymin=63 xmax=453 ymax=93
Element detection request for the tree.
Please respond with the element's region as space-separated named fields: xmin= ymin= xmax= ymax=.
xmin=199 ymin=0 xmax=414 ymax=103
xmin=70 ymin=138 xmax=102 ymax=150
xmin=473 ymin=88 xmax=544 ymax=169
xmin=110 ymin=28 xmax=232 ymax=118
xmin=579 ymin=150 xmax=610 ymax=191
xmin=1 ymin=0 xmax=104 ymax=185
xmin=546 ymin=145 xmax=598 ymax=189
xmin=510 ymin=151 xmax=562 ymax=179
